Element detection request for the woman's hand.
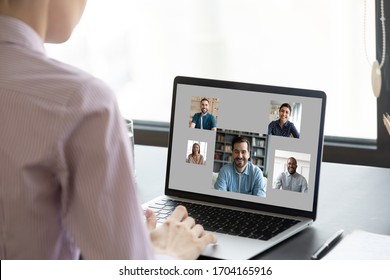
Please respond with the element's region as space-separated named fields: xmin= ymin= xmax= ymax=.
xmin=145 ymin=206 xmax=216 ymax=259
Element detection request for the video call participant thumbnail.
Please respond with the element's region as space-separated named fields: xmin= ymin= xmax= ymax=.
xmin=190 ymin=98 xmax=217 ymax=131
xmin=214 ymin=136 xmax=266 ymax=197
xmin=274 ymin=157 xmax=308 ymax=193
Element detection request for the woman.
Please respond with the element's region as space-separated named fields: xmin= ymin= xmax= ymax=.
xmin=0 ymin=0 xmax=215 ymax=260
xmin=268 ymin=103 xmax=300 ymax=138
xmin=187 ymin=143 xmax=205 ymax=165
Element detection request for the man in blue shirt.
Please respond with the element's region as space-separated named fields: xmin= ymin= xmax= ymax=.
xmin=214 ymin=137 xmax=266 ymax=197
xmin=190 ymin=98 xmax=217 ymax=131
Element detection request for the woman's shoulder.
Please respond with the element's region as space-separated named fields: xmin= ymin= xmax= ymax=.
xmin=286 ymin=120 xmax=296 ymax=127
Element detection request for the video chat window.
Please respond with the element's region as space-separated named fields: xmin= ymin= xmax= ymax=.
xmin=188 ymin=96 xmax=219 ymax=131
xmin=213 ymin=128 xmax=268 ymax=197
xmin=271 ymin=150 xmax=311 ymax=193
xmin=268 ymin=101 xmax=302 ymax=138
xmin=186 ymin=140 xmax=208 ymax=166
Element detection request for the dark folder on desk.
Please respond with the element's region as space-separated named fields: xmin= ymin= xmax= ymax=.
xmin=143 ymin=76 xmax=326 ymax=259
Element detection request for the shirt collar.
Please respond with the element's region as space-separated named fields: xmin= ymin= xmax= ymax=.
xmin=287 ymin=171 xmax=296 ymax=177
xmin=0 ymin=15 xmax=45 ymax=55
xmin=233 ymin=162 xmax=250 ymax=175
xmin=278 ymin=119 xmax=290 ymax=127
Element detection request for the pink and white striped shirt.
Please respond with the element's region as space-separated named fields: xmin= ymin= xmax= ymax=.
xmin=0 ymin=15 xmax=154 ymax=259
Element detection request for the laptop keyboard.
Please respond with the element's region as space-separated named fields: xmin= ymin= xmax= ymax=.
xmin=148 ymin=198 xmax=300 ymax=241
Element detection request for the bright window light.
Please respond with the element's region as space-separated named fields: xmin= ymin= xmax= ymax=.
xmin=45 ymin=0 xmax=377 ymax=140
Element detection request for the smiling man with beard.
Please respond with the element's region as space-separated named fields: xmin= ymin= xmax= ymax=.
xmin=190 ymin=98 xmax=217 ymax=131
xmin=274 ymin=157 xmax=308 ymax=193
xmin=214 ymin=136 xmax=266 ymax=197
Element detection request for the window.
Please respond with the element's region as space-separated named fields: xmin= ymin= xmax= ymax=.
xmin=46 ymin=0 xmax=378 ymax=140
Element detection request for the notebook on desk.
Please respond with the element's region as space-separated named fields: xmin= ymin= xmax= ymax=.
xmin=143 ymin=76 xmax=326 ymax=259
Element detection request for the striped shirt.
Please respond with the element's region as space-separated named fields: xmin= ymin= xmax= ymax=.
xmin=0 ymin=16 xmax=154 ymax=259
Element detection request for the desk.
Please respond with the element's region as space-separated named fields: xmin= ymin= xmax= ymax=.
xmin=134 ymin=145 xmax=390 ymax=260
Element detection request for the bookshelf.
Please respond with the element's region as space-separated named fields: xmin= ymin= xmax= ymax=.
xmin=214 ymin=129 xmax=267 ymax=172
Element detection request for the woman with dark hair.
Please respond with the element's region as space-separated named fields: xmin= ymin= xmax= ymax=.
xmin=268 ymin=103 xmax=300 ymax=138
xmin=187 ymin=143 xmax=205 ymax=165
xmin=0 ymin=0 xmax=215 ymax=260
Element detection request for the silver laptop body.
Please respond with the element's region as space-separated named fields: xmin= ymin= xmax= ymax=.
xmin=143 ymin=76 xmax=326 ymax=259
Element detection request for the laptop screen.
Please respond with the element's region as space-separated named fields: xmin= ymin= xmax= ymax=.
xmin=166 ymin=76 xmax=326 ymax=218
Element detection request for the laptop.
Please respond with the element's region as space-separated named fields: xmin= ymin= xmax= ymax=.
xmin=143 ymin=76 xmax=326 ymax=259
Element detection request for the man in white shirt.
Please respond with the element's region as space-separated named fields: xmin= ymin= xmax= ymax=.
xmin=274 ymin=157 xmax=308 ymax=193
